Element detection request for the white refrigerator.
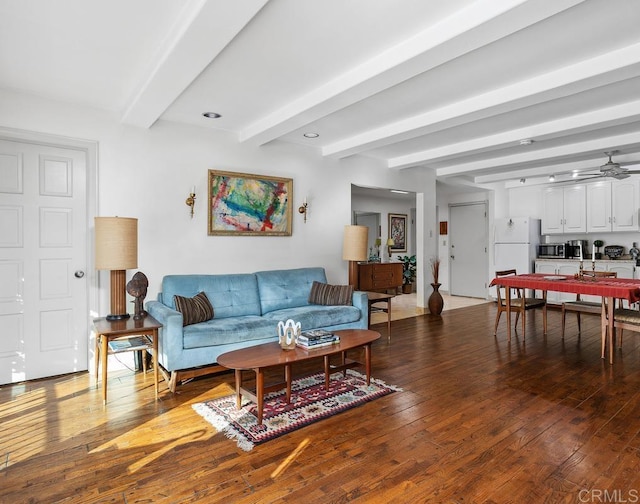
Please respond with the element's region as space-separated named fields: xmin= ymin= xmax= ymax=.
xmin=492 ymin=218 xmax=541 ymax=298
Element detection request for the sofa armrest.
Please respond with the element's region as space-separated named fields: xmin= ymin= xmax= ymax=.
xmin=146 ymin=300 xmax=185 ymax=367
xmin=352 ymin=290 xmax=369 ymax=327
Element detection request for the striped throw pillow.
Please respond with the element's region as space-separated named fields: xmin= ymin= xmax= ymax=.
xmin=174 ymin=291 xmax=214 ymax=326
xmin=308 ymin=281 xmax=353 ymax=306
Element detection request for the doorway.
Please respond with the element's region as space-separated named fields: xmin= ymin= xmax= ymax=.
xmin=449 ymin=202 xmax=488 ymax=298
xmin=0 ymin=131 xmax=96 ymax=384
xmin=353 ymin=211 xmax=380 ymax=260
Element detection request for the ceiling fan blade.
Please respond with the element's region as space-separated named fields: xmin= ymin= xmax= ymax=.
xmin=624 ymin=170 xmax=640 ymax=174
xmin=613 ymin=172 xmax=631 ymax=180
xmin=577 ymin=175 xmax=604 ymax=181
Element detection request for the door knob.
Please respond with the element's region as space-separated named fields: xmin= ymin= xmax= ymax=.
xmin=74 ymin=270 xmax=85 ymax=278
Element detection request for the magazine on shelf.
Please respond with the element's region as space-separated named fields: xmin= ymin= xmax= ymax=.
xmin=108 ymin=336 xmax=151 ymax=353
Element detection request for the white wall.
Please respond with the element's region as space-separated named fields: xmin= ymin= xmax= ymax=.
xmin=0 ymin=89 xmax=436 ymax=313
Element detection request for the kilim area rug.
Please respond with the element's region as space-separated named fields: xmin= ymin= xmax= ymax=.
xmin=192 ymin=369 xmax=401 ymax=451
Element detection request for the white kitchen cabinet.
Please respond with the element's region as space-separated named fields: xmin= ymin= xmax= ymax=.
xmin=587 ymin=180 xmax=639 ymax=232
xmin=535 ymin=260 xmax=636 ymax=304
xmin=534 ymin=260 xmax=581 ymax=303
xmin=606 ymin=261 xmax=635 ymax=279
xmin=542 ymin=185 xmax=586 ymax=234
xmin=612 ymin=179 xmax=640 ymax=231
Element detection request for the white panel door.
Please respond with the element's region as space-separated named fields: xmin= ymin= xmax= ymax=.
xmin=0 ymin=139 xmax=88 ymax=384
xmin=449 ymin=202 xmax=488 ymax=298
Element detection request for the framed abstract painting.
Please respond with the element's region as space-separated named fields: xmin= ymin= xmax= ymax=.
xmin=388 ymin=213 xmax=407 ymax=253
xmin=208 ymin=170 xmax=293 ymax=236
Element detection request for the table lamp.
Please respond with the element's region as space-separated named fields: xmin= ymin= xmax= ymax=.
xmin=342 ymin=225 xmax=368 ymax=287
xmin=386 ymin=238 xmax=395 ymax=259
xmin=95 ymin=217 xmax=138 ymax=321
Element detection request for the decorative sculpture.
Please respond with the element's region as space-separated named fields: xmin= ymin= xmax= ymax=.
xmin=126 ymin=271 xmax=149 ymax=320
xmin=277 ymin=319 xmax=300 ymax=350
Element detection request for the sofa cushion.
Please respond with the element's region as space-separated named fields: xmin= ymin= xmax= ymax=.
xmin=162 ymin=274 xmax=261 ymax=319
xmin=308 ymin=281 xmax=353 ymax=306
xmin=182 ymin=316 xmax=278 ymax=349
xmin=174 ymin=291 xmax=214 ymax=326
xmin=261 ymin=304 xmax=362 ymax=329
xmin=256 ymin=267 xmax=328 ymax=314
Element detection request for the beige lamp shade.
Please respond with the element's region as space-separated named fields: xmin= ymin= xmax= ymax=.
xmin=386 ymin=238 xmax=395 ymax=247
xmin=95 ymin=217 xmax=138 ymax=270
xmin=342 ymin=225 xmax=368 ymax=261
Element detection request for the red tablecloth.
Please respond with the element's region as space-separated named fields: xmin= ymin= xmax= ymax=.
xmin=490 ymin=273 xmax=640 ymax=303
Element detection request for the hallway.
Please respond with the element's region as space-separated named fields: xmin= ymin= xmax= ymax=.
xmin=369 ymin=291 xmax=489 ymax=324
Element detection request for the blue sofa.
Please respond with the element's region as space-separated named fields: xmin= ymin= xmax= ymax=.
xmin=146 ymin=267 xmax=368 ymax=391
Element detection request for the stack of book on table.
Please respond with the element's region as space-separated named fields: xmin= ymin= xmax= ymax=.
xmin=297 ymin=329 xmax=340 ymax=349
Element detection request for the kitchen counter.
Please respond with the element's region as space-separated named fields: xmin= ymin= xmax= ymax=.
xmin=536 ymin=257 xmax=637 ymax=265
xmin=536 ymin=258 xmax=637 ymax=264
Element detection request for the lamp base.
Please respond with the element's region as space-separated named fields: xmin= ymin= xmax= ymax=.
xmin=108 ymin=269 xmax=130 ymax=322
xmin=348 ymin=260 xmax=360 ymax=289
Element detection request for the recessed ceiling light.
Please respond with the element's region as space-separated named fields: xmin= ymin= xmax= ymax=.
xmin=520 ymin=178 xmax=526 ymax=184
xmin=202 ymin=112 xmax=221 ymax=119
xmin=549 ymin=174 xmax=555 ymax=182
xmin=303 ymin=132 xmax=319 ymax=138
xmin=519 ymin=139 xmax=534 ymax=145
xmin=390 ymin=190 xmax=409 ymax=194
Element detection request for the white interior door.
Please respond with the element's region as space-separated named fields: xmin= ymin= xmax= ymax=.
xmin=0 ymin=138 xmax=88 ymax=384
xmin=449 ymin=202 xmax=488 ymax=298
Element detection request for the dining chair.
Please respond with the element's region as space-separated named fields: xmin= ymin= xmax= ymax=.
xmin=610 ymin=304 xmax=640 ymax=359
xmin=494 ymin=269 xmax=547 ymax=339
xmin=561 ymin=271 xmax=617 ymax=338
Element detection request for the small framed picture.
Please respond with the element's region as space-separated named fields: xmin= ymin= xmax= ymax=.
xmin=388 ymin=213 xmax=407 ymax=253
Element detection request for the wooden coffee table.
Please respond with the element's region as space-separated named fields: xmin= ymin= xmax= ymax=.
xmin=217 ymin=329 xmax=381 ymax=424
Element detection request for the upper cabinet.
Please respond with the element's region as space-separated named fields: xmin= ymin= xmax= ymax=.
xmin=542 ymin=185 xmax=586 ymax=234
xmin=586 ymin=180 xmax=639 ymax=233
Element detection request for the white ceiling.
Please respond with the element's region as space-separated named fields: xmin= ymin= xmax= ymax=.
xmin=2 ymin=0 xmax=640 ymax=189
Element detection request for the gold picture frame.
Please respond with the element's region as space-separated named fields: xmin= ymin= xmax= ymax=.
xmin=208 ymin=170 xmax=293 ymax=236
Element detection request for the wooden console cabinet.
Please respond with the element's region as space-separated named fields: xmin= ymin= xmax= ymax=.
xmin=357 ymin=262 xmax=403 ymax=292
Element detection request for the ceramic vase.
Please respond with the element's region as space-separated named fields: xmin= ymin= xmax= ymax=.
xmin=428 ymin=283 xmax=444 ymax=315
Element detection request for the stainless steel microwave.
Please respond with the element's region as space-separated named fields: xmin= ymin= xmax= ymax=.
xmin=538 ymin=243 xmax=568 ymax=258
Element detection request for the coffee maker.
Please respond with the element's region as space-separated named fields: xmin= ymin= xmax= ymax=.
xmin=566 ymin=240 xmax=589 ymax=259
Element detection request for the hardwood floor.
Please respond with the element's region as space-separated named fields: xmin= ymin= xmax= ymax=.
xmin=3 ymin=304 xmax=640 ymax=503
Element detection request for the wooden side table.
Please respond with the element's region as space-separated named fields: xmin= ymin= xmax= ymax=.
xmin=93 ymin=315 xmax=162 ymax=404
xmin=366 ymin=291 xmax=394 ymax=339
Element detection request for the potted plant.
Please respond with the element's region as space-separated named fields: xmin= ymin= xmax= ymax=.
xmin=398 ymin=255 xmax=416 ymax=293
xmin=428 ymin=257 xmax=444 ymax=315
xmin=593 ymin=239 xmax=604 ymax=260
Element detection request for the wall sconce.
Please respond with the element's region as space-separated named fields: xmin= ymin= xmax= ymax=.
xmin=298 ymin=197 xmax=308 ymax=223
xmin=185 ymin=186 xmax=196 ymax=218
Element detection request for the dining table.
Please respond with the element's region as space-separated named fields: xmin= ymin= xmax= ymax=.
xmin=490 ymin=272 xmax=640 ymax=363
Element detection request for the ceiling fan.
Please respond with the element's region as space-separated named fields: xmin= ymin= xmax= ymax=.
xmin=577 ymin=151 xmax=640 ymax=180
